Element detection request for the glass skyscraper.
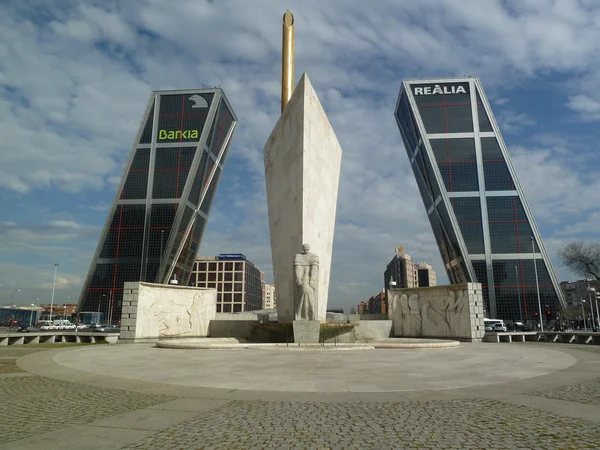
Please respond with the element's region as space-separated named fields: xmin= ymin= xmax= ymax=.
xmin=77 ymin=89 xmax=237 ymax=322
xmin=394 ymin=77 xmax=566 ymax=320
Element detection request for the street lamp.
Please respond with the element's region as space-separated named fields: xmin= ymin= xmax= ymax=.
xmin=530 ymin=237 xmax=543 ymax=332
xmin=29 ymin=303 xmax=36 ymax=327
xmin=49 ymin=263 xmax=59 ymax=321
xmin=514 ymin=264 xmax=524 ymax=323
xmin=588 ymin=287 xmax=597 ymax=331
xmin=10 ymin=289 xmax=21 ymax=304
xmin=595 ymin=289 xmax=600 ymax=330
xmin=581 ymin=299 xmax=587 ymax=331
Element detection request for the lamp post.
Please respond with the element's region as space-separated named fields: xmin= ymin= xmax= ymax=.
xmin=581 ymin=299 xmax=587 ymax=331
xmin=588 ymin=287 xmax=597 ymax=331
xmin=49 ymin=263 xmax=59 ymax=321
xmin=530 ymin=237 xmax=543 ymax=332
xmin=10 ymin=289 xmax=21 ymax=304
xmin=514 ymin=264 xmax=523 ymax=323
xmin=592 ymin=288 xmax=600 ymax=328
xmin=29 ymin=303 xmax=36 ymax=327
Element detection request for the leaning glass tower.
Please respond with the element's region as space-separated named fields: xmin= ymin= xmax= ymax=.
xmin=77 ymin=89 xmax=237 ymax=322
xmin=394 ymin=77 xmax=566 ymax=320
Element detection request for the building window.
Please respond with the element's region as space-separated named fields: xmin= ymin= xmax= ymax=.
xmin=234 ymin=283 xmax=242 ymax=292
xmin=209 ymin=262 xmax=217 ymax=271
xmin=208 ymin=272 xmax=216 ymax=281
xmin=234 ymin=293 xmax=242 ymax=302
xmin=207 ymin=282 xmax=216 ymax=288
xmin=223 ymin=304 xmax=231 ymax=313
xmin=234 ymin=272 xmax=243 ymax=281
xmin=218 ymin=273 xmax=223 ymax=281
xmin=233 ymin=304 xmax=242 ymax=313
xmin=235 ymin=262 xmax=243 ymax=271
xmin=224 ymin=272 xmax=233 ymax=281
xmin=199 ymin=262 xmax=207 ymax=271
xmin=224 ymin=293 xmax=232 ymax=302
xmin=216 ymin=304 xmax=222 ymax=313
xmin=217 ymin=293 xmax=222 ymax=302
xmin=225 ymin=262 xmax=233 ymax=271
xmin=198 ymin=273 xmax=206 ymax=282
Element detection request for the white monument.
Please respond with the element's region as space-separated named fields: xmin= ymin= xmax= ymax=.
xmin=263 ymin=12 xmax=342 ymax=323
xmin=119 ymin=281 xmax=217 ymax=342
xmin=388 ymin=283 xmax=485 ymax=342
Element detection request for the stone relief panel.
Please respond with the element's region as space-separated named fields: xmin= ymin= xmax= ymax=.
xmin=135 ymin=283 xmax=216 ymax=339
xmin=389 ymin=283 xmax=482 ymax=340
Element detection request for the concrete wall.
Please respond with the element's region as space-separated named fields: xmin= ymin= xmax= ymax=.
xmin=120 ymin=282 xmax=217 ymax=341
xmin=263 ymin=73 xmax=342 ymax=323
xmin=355 ymin=320 xmax=393 ymax=341
xmin=208 ymin=320 xmax=256 ymax=340
xmin=388 ymin=283 xmax=485 ymax=342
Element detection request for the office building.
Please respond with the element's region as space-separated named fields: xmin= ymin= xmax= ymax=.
xmin=384 ymin=250 xmax=416 ymax=290
xmin=560 ymin=279 xmax=600 ymax=308
xmin=415 ymin=263 xmax=437 ymax=287
xmin=395 ymin=77 xmax=566 ymax=319
xmin=264 ymin=284 xmax=276 ymax=309
xmin=77 ymin=89 xmax=237 ymax=322
xmin=190 ymin=254 xmax=263 ymax=313
xmin=0 ymin=307 xmax=40 ymax=327
xmin=358 ymin=290 xmax=388 ymax=315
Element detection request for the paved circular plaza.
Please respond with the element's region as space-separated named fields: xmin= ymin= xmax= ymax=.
xmin=49 ymin=343 xmax=576 ymax=393
xmin=3 ymin=342 xmax=600 ymax=449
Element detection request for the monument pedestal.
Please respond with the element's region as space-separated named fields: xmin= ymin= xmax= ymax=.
xmin=293 ymin=320 xmax=320 ymax=344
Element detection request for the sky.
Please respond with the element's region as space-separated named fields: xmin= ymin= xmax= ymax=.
xmin=1 ymin=0 xmax=600 ymax=311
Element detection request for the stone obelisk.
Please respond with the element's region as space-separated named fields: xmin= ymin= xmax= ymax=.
xmin=263 ymin=10 xmax=343 ymax=323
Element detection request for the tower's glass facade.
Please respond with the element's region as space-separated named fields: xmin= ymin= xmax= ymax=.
xmin=395 ymin=78 xmax=566 ymax=320
xmin=77 ymin=89 xmax=237 ymax=322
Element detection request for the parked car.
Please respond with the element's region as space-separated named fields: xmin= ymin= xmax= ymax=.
xmin=93 ymin=324 xmax=120 ymax=333
xmin=492 ymin=323 xmax=507 ymax=332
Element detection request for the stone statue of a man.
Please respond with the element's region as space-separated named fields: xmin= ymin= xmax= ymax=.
xmin=294 ymin=243 xmax=319 ymax=320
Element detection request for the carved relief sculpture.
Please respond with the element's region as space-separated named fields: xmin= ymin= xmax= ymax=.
xmin=294 ymin=243 xmax=319 ymax=320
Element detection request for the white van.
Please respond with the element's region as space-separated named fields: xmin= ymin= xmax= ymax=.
xmin=52 ymin=320 xmax=76 ymax=330
xmin=483 ymin=318 xmax=506 ymax=332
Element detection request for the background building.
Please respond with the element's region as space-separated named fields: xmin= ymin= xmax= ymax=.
xmin=384 ymin=249 xmax=415 ymax=290
xmin=190 ymin=254 xmax=263 ymax=313
xmin=560 ymin=280 xmax=600 ymax=308
xmin=77 ymin=89 xmax=237 ymax=323
xmin=39 ymin=303 xmax=77 ymax=321
xmin=415 ymin=263 xmax=436 ymax=287
xmin=264 ymin=284 xmax=276 ymax=309
xmin=0 ymin=306 xmax=40 ymax=327
xmin=358 ymin=290 xmax=387 ymax=315
xmin=395 ymin=77 xmax=566 ymax=320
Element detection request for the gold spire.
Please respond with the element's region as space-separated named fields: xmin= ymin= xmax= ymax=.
xmin=281 ymin=10 xmax=295 ymax=112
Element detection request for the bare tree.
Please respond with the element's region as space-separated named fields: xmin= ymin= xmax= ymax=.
xmin=558 ymin=241 xmax=600 ymax=280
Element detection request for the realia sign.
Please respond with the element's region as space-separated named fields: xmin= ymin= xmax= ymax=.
xmin=413 ymin=84 xmax=468 ymax=96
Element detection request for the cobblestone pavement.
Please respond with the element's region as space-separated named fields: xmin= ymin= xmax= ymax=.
xmin=0 ymin=348 xmax=176 ymax=444
xmin=529 ymin=376 xmax=600 ymax=406
xmin=121 ymin=399 xmax=600 ymax=450
xmin=3 ymin=344 xmax=600 ymax=449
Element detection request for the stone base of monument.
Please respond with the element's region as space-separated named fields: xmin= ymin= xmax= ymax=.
xmin=292 ymin=320 xmax=320 ymax=344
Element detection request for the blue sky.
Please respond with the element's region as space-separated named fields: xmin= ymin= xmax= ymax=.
xmin=1 ymin=0 xmax=599 ymax=310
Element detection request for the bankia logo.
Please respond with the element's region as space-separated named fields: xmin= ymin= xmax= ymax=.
xmin=413 ymin=84 xmax=468 ymax=96
xmin=189 ymin=94 xmax=208 ymax=108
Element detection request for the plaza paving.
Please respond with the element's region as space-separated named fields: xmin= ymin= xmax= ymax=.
xmin=0 ymin=342 xmax=598 ymax=449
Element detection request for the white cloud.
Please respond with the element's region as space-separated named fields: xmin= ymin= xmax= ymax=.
xmin=566 ymin=94 xmax=600 ymax=120
xmin=1 ymin=0 xmax=600 ymax=309
xmin=496 ymin=111 xmax=536 ymax=133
